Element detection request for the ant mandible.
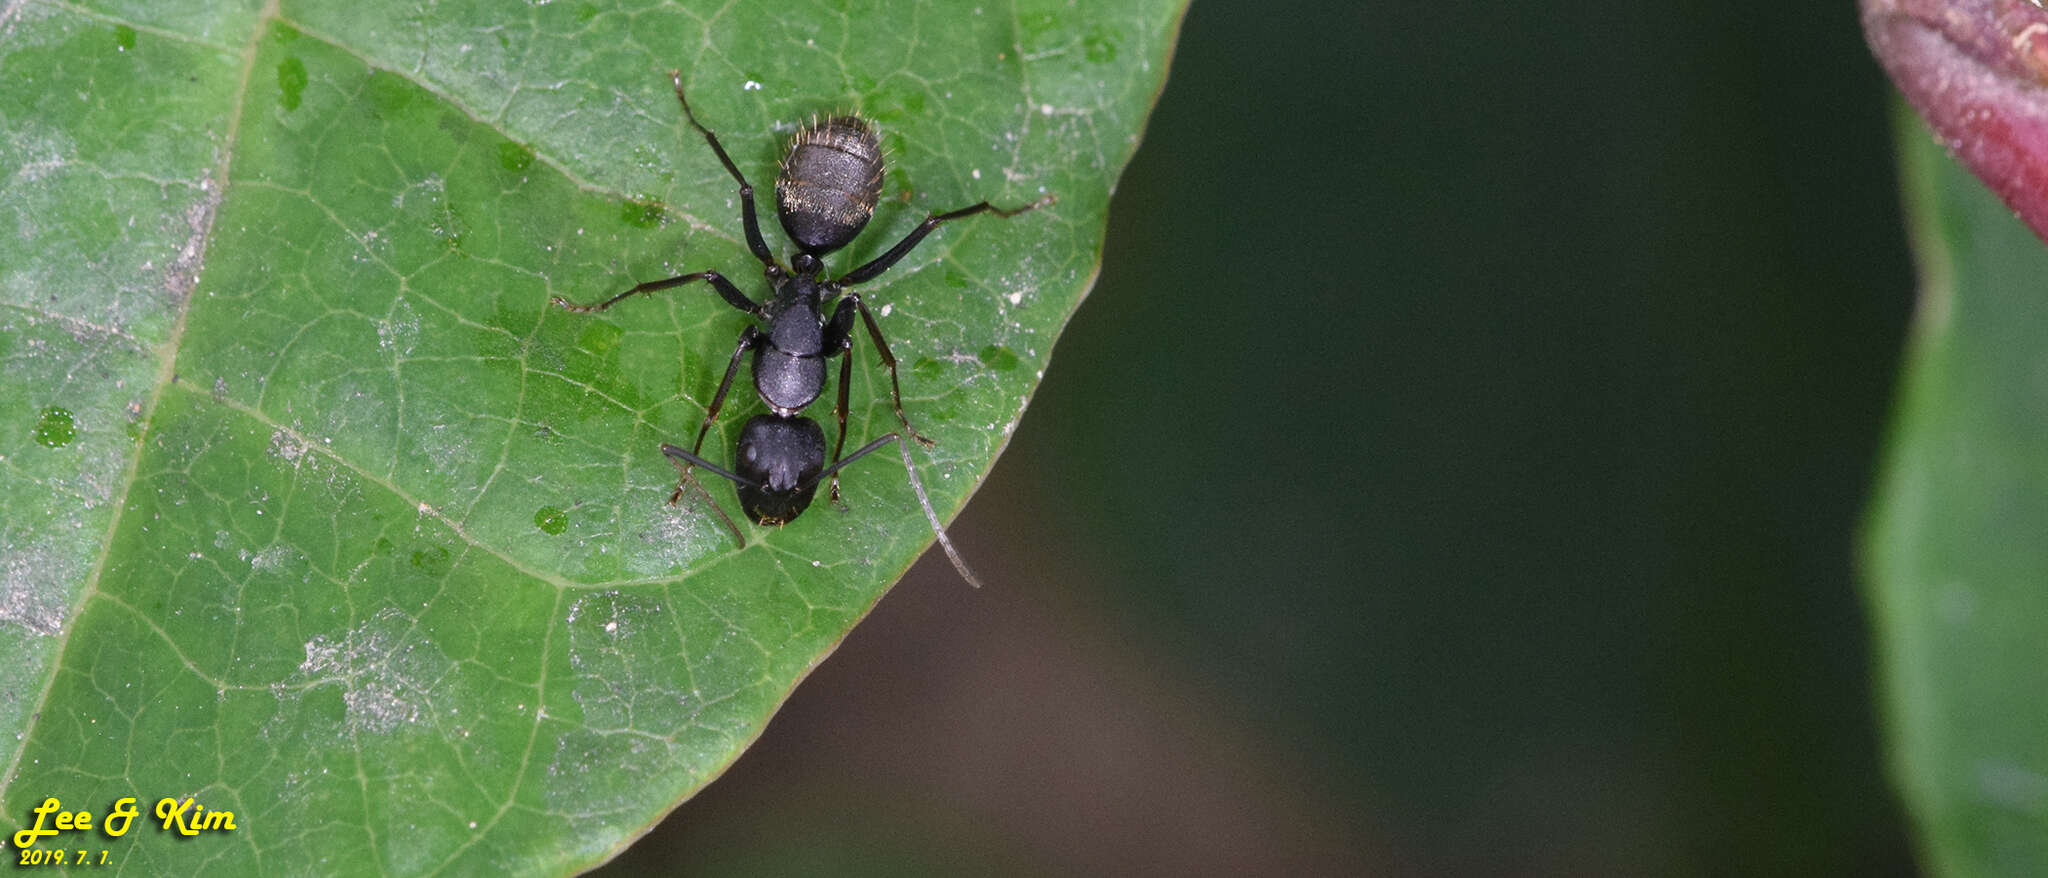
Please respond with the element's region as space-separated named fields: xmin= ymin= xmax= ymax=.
xmin=551 ymin=71 xmax=1051 ymax=586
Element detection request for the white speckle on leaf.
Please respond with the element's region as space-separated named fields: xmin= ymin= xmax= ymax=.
xmin=7 ymin=123 xmax=71 ymax=184
xmin=268 ymin=428 xmax=309 ymax=466
xmin=250 ymin=545 xmax=295 ymax=572
xmin=743 ymin=80 xmax=762 ymax=91
xmin=564 ymin=591 xmax=691 ymax=736
xmin=0 ymin=541 xmax=71 ymax=636
xmin=298 ymin=607 xmax=450 ymax=735
xmin=391 ymin=173 xmax=445 ymax=210
xmin=419 ymin=423 xmax=471 ymax=478
xmin=377 ymin=298 xmax=420 ymax=356
xmin=619 ymin=501 xmax=720 ymax=577
xmin=165 ymin=173 xmax=221 ymax=302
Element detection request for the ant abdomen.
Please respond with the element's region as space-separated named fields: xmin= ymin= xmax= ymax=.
xmin=776 ymin=115 xmax=883 ymax=255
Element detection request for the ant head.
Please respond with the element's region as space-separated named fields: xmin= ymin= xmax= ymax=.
xmin=733 ymin=415 xmax=825 ymax=526
xmin=790 ymin=252 xmax=822 ymax=277
xmin=775 ymin=115 xmax=883 ymax=255
xmin=738 ymin=483 xmax=818 ymax=527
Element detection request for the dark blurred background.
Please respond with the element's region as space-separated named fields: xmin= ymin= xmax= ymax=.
xmin=599 ymin=0 xmax=1923 ymax=874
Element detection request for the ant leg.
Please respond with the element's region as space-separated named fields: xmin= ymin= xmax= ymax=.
xmin=808 ymin=432 xmax=983 ymax=588
xmin=686 ymin=327 xmax=761 ymax=464
xmin=835 ymin=195 xmax=1053 ymax=286
xmin=551 ymin=270 xmax=759 ymax=315
xmin=821 ymin=298 xmax=858 ymax=502
xmin=669 ymin=70 xmax=777 ymax=269
xmin=829 ymin=350 xmax=855 ymax=504
xmin=838 ymin=293 xmax=935 ymax=447
xmin=662 ymin=328 xmax=761 ymax=548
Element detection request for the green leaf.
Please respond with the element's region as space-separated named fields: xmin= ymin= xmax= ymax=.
xmin=0 ymin=0 xmax=1183 ymax=872
xmin=1867 ymin=102 xmax=2048 ymax=873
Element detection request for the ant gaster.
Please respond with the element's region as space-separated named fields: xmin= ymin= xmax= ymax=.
xmin=551 ymin=71 xmax=1050 ymax=586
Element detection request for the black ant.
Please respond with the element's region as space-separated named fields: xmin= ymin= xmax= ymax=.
xmin=552 ymin=71 xmax=1050 ymax=586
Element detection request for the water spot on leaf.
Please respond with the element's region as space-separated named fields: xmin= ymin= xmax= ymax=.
xmin=534 ymin=506 xmax=568 ymax=535
xmin=112 ymin=25 xmax=136 ymax=53
xmin=620 ymin=198 xmax=667 ymax=229
xmin=409 ymin=544 xmax=451 ymax=576
xmin=944 ymin=269 xmax=969 ymax=288
xmin=1084 ymin=27 xmax=1119 ymax=63
xmin=499 ymin=141 xmax=535 ymax=173
xmin=911 ymin=357 xmax=941 ymax=378
xmin=32 ymin=407 xmax=75 ymax=448
xmin=575 ymin=3 xmax=599 ymax=22
xmin=977 ymin=345 xmax=1019 ymax=371
xmin=1021 ymin=12 xmax=1059 ymax=42
xmin=577 ymin=321 xmax=622 ymax=355
xmin=277 ymin=56 xmax=308 ymax=112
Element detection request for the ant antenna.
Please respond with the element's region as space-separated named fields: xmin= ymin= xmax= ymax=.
xmin=802 ymin=434 xmax=985 ymax=588
xmin=894 ymin=437 xmax=983 ymax=588
xmin=664 ymin=435 xmax=983 ymax=588
xmin=661 ymin=444 xmax=750 ymax=547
